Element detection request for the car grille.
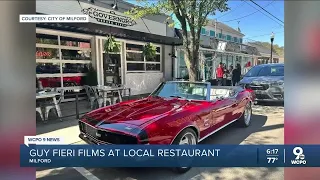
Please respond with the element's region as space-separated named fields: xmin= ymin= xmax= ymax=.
xmin=245 ymin=84 xmax=269 ymax=90
xmin=255 ymin=94 xmax=271 ymax=99
xmin=79 ymin=121 xmax=138 ymax=144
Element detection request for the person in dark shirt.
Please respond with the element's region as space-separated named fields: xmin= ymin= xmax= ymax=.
xmin=232 ymin=63 xmax=241 ymax=86
xmin=222 ymin=63 xmax=228 ymax=86
xmin=216 ymin=62 xmax=224 ymax=86
xmin=228 ymin=65 xmax=234 ymax=86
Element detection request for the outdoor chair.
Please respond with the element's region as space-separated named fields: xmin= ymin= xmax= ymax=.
xmin=107 ymin=83 xmax=122 ymax=104
xmin=84 ymin=85 xmax=104 ymax=109
xmin=91 ymin=86 xmax=105 ymax=109
xmin=36 ymin=107 xmax=44 ymax=121
xmin=44 ymin=88 xmax=64 ymax=121
xmin=36 ymin=87 xmax=56 ymax=122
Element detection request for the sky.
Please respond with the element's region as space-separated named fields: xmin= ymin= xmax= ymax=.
xmin=211 ymin=0 xmax=284 ymax=47
xmin=126 ymin=0 xmax=284 ymax=47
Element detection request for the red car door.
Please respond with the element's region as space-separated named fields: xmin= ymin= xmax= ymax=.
xmin=209 ymin=99 xmax=234 ymax=130
xmin=198 ymin=106 xmax=216 ymax=138
xmin=231 ymin=91 xmax=248 ymax=120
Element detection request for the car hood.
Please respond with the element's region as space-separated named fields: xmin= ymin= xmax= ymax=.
xmin=83 ymin=96 xmax=199 ymax=127
xmin=240 ymin=76 xmax=284 ymax=84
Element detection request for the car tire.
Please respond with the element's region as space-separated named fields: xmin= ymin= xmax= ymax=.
xmin=238 ymin=101 xmax=252 ymax=127
xmin=171 ymin=128 xmax=198 ymax=174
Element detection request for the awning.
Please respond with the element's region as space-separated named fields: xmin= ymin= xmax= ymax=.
xmin=36 ymin=22 xmax=183 ymax=46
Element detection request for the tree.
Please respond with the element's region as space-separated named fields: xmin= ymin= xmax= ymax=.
xmin=259 ymin=41 xmax=284 ymax=57
xmin=126 ymin=0 xmax=229 ymax=81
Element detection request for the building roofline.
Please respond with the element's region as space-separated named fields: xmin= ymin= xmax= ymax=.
xmin=206 ymin=19 xmax=245 ymax=37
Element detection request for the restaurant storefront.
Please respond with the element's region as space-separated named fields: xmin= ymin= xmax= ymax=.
xmin=174 ymin=39 xmax=259 ymax=80
xmin=36 ymin=0 xmax=182 ymax=101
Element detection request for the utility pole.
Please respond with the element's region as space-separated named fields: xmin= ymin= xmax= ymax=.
xmin=215 ymin=19 xmax=217 ymax=38
xmin=270 ymin=32 xmax=275 ymax=64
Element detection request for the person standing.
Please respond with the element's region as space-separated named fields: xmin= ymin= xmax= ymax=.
xmin=232 ymin=63 xmax=241 ymax=86
xmin=222 ymin=63 xmax=228 ymax=86
xmin=228 ymin=65 xmax=234 ymax=86
xmin=216 ymin=62 xmax=224 ymax=86
xmin=243 ymin=61 xmax=251 ymax=75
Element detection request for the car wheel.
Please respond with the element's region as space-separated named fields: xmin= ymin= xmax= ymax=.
xmin=238 ymin=102 xmax=252 ymax=127
xmin=171 ymin=128 xmax=197 ymax=174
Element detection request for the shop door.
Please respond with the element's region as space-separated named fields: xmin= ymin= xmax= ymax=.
xmin=103 ymin=52 xmax=121 ymax=85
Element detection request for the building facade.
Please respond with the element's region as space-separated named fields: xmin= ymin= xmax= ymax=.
xmin=36 ymin=0 xmax=182 ymax=101
xmin=174 ymin=20 xmax=260 ymax=80
xmin=246 ymin=42 xmax=280 ymax=64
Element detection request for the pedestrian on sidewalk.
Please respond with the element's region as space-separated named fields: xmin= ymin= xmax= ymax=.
xmin=222 ymin=63 xmax=228 ymax=86
xmin=216 ymin=62 xmax=224 ymax=86
xmin=228 ymin=65 xmax=234 ymax=86
xmin=232 ymin=63 xmax=241 ymax=86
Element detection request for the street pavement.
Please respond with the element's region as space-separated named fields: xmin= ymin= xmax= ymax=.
xmin=36 ymin=103 xmax=284 ymax=180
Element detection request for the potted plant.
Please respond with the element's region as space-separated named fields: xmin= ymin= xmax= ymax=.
xmin=103 ymin=35 xmax=121 ymax=54
xmin=143 ymin=42 xmax=157 ymax=61
xmin=82 ymin=65 xmax=98 ymax=86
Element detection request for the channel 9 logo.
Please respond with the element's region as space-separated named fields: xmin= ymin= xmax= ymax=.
xmin=291 ymin=147 xmax=307 ymax=165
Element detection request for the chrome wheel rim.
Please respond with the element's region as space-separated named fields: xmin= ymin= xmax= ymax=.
xmin=244 ymin=103 xmax=252 ymax=125
xmin=179 ymin=132 xmax=197 ymax=145
xmin=179 ymin=132 xmax=196 ymax=169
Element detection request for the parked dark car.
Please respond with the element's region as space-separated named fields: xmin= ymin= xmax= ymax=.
xmin=239 ymin=63 xmax=284 ymax=103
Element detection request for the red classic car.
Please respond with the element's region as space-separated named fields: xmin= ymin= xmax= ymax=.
xmin=79 ymin=81 xmax=254 ymax=172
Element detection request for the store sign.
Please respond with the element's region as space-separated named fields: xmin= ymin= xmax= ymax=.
xmin=217 ymin=41 xmax=227 ymax=51
xmin=81 ymin=7 xmax=137 ymax=27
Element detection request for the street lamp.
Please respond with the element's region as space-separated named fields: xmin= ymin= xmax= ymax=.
xmin=270 ymin=32 xmax=275 ymax=64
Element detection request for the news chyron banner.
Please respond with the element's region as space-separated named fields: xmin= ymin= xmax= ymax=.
xmin=21 ymin=136 xmax=319 ymax=167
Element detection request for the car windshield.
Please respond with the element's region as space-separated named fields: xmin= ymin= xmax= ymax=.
xmin=151 ymin=82 xmax=208 ymax=100
xmin=244 ymin=65 xmax=284 ymax=77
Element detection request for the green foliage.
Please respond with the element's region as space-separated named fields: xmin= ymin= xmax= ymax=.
xmin=126 ymin=0 xmax=230 ymax=81
xmin=83 ymin=65 xmax=98 ymax=86
xmin=143 ymin=42 xmax=157 ymax=60
xmin=259 ymin=41 xmax=284 ymax=57
xmin=103 ymin=35 xmax=121 ymax=53
xmin=125 ymin=0 xmax=229 ymax=31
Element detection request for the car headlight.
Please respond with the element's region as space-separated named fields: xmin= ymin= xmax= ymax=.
xmin=271 ymin=81 xmax=284 ymax=86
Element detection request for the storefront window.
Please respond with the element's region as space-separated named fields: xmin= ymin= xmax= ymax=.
xmin=146 ymin=54 xmax=160 ymax=62
xmin=62 ymin=76 xmax=84 ymax=87
xmin=36 ymin=31 xmax=92 ymax=101
xmin=61 ymin=49 xmax=91 ymax=60
xmin=60 ymin=36 xmax=91 ymax=48
xmin=227 ymin=55 xmax=233 ymax=67
xmin=36 ymin=34 xmax=58 ymax=45
xmin=177 ymin=50 xmax=188 ymax=78
xmin=235 ymin=56 xmax=241 ymax=65
xmin=146 ymin=64 xmax=160 ymax=71
xmin=127 ymin=63 xmax=145 ymax=71
xmin=38 ymin=77 xmax=61 ymax=88
xmin=62 ymin=63 xmax=89 ymax=73
xmin=36 ymin=47 xmax=59 ymax=59
xmin=221 ymin=55 xmax=227 ymax=65
xmin=126 ymin=52 xmax=144 ymax=61
xmin=215 ymin=53 xmax=222 ymax=63
xmin=125 ymin=42 xmax=161 ymax=72
xmin=126 ymin=44 xmax=143 ymax=51
xmin=36 ymin=62 xmax=60 ymax=74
